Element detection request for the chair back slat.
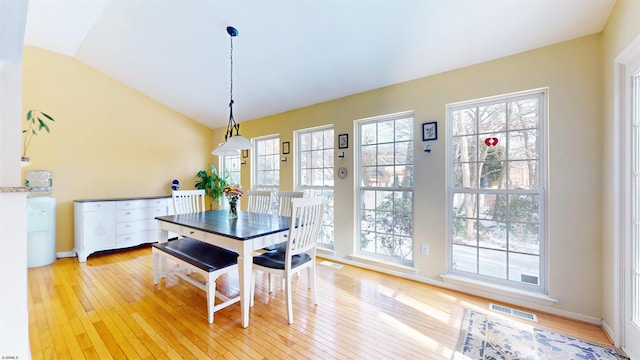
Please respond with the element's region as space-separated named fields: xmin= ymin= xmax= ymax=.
xmin=245 ymin=190 xmax=272 ymax=214
xmin=277 ymin=191 xmax=304 ymax=217
xmin=172 ymin=190 xmax=206 ymax=214
xmin=286 ymin=198 xmax=324 ymax=258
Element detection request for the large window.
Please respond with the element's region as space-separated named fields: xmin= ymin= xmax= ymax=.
xmin=253 ymin=135 xmax=280 ymax=210
xmin=356 ymin=112 xmax=414 ymax=265
xmin=296 ymin=126 xmax=335 ymax=249
xmin=447 ymin=90 xmax=546 ymax=291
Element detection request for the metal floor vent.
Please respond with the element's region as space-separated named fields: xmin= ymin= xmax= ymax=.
xmin=489 ymin=303 xmax=538 ymax=322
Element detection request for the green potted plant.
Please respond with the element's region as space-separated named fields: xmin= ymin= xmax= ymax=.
xmin=22 ymin=109 xmax=55 ymax=162
xmin=195 ymin=165 xmax=229 ymax=210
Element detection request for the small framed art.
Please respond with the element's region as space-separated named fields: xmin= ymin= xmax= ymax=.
xmin=338 ymin=133 xmax=349 ymax=149
xmin=242 ymin=149 xmax=249 ymax=158
xmin=282 ymin=141 xmax=290 ymax=154
xmin=422 ymin=122 xmax=438 ymax=141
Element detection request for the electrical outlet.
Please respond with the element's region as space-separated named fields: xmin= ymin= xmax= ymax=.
xmin=421 ymin=244 xmax=429 ymax=255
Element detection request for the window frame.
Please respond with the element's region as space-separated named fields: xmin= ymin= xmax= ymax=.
xmin=220 ymin=154 xmax=241 ymax=186
xmin=355 ymin=111 xmax=415 ymax=266
xmin=295 ymin=125 xmax=335 ymax=249
xmin=445 ymin=88 xmax=548 ymax=293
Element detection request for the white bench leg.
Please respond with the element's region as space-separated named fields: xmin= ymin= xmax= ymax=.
xmin=207 ymin=273 xmax=215 ymax=324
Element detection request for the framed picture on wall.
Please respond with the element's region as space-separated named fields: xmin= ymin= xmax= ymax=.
xmin=338 ymin=133 xmax=349 ymax=149
xmin=422 ymin=122 xmax=438 ymax=141
xmin=242 ymin=149 xmax=249 ymax=158
xmin=282 ymin=141 xmax=290 ymax=154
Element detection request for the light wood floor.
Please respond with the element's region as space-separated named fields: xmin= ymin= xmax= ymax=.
xmin=28 ymin=245 xmax=612 ymax=359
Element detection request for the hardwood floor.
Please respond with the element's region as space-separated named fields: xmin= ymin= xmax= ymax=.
xmin=28 ymin=245 xmax=612 ymax=359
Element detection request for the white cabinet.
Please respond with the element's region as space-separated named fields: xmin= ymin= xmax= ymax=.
xmin=74 ymin=197 xmax=170 ymax=262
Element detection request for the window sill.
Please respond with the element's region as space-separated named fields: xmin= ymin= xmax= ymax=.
xmin=440 ymin=273 xmax=558 ymax=307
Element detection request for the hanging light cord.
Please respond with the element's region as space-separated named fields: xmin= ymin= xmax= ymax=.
xmin=225 ymin=28 xmax=239 ymax=140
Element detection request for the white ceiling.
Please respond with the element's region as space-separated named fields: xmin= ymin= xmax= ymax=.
xmin=23 ymin=0 xmax=616 ymax=129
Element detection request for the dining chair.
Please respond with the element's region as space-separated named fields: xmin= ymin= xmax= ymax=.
xmin=250 ymin=197 xmax=324 ymax=324
xmin=277 ymin=191 xmax=304 ymax=217
xmin=245 ymin=190 xmax=272 ymax=214
xmin=172 ymin=189 xmax=206 ymax=214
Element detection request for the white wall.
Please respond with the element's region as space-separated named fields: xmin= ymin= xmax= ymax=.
xmin=0 ymin=0 xmax=31 ymax=358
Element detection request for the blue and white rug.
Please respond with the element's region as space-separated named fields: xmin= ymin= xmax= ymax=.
xmin=455 ymin=310 xmax=627 ymax=359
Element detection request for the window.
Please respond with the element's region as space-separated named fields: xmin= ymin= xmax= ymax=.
xmin=356 ymin=112 xmax=414 ymax=265
xmin=296 ymin=126 xmax=335 ymax=249
xmin=253 ymin=135 xmax=280 ymax=210
xmin=447 ymin=90 xmax=546 ymax=291
xmin=221 ymin=155 xmax=241 ymax=186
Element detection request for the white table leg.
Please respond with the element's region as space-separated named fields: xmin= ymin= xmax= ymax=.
xmin=238 ymin=242 xmax=253 ymax=328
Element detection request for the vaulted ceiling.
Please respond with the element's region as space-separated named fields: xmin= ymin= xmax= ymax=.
xmin=23 ymin=0 xmax=616 ymax=129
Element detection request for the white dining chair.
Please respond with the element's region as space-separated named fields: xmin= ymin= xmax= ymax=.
xmin=245 ymin=190 xmax=272 ymax=214
xmin=277 ymin=191 xmax=304 ymax=217
xmin=172 ymin=189 xmax=206 ymax=214
xmin=250 ymin=197 xmax=324 ymax=324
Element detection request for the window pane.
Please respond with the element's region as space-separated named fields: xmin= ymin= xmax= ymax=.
xmin=453 ymin=193 xmax=477 ymax=218
xmin=508 ymin=130 xmax=538 ymax=160
xmin=452 ymin=135 xmax=478 ymax=163
xmin=479 ymin=248 xmax=507 ymax=279
xmin=479 ymin=103 xmax=506 ymax=134
xmin=509 ymin=253 xmax=540 ymax=284
xmin=508 ymin=160 xmax=539 ymax=190
xmin=453 ymin=163 xmax=478 ymax=189
xmin=509 ymin=99 xmax=539 ymax=130
xmin=452 ymin=245 xmax=477 ymax=272
xmin=452 ymin=109 xmax=477 ymax=136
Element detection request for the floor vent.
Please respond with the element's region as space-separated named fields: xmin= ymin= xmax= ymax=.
xmin=489 ymin=303 xmax=538 ymax=322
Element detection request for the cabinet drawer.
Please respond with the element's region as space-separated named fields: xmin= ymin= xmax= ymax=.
xmin=146 ymin=198 xmax=168 ymax=208
xmin=116 ymin=233 xmax=145 ymax=248
xmin=117 ymin=208 xmax=145 ymax=222
xmin=116 ymin=200 xmax=145 ymax=210
xmin=147 ymin=206 xmax=168 ymax=218
xmin=80 ymin=201 xmax=116 ymax=211
xmin=117 ymin=220 xmax=143 ymax=235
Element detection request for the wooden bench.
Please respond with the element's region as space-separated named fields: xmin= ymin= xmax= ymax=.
xmin=152 ymin=238 xmax=240 ymax=324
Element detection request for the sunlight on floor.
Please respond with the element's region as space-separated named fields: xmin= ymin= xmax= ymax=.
xmin=379 ymin=312 xmax=454 ymax=358
xmin=376 ymin=284 xmax=451 ymax=323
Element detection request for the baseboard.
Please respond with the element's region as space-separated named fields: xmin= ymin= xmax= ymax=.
xmin=56 ymin=251 xmax=76 ymax=258
xmin=601 ymin=319 xmax=618 ymax=347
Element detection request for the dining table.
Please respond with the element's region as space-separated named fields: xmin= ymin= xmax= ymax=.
xmin=155 ymin=209 xmax=290 ymax=328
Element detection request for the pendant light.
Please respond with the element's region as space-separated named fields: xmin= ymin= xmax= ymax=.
xmin=212 ymin=26 xmax=252 ymax=155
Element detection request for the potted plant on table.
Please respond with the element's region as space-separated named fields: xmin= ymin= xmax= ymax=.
xmin=22 ymin=109 xmax=55 ymax=162
xmin=194 ymin=165 xmax=229 ymax=210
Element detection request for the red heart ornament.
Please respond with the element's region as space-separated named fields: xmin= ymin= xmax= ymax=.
xmin=484 ymin=137 xmax=499 ymax=146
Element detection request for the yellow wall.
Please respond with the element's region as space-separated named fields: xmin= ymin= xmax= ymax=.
xmin=22 ymin=47 xmax=215 ymax=253
xmin=601 ymin=0 xmax=640 ymax=337
xmin=215 ymin=34 xmax=605 ymax=318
